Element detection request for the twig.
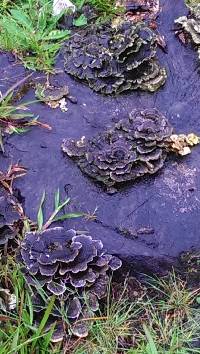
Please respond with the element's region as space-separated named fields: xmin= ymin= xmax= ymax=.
xmin=0 ymin=73 xmax=33 ymax=104
xmin=76 ymin=316 xmax=108 ymax=323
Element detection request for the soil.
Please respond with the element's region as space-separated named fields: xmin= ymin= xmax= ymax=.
xmin=0 ymin=0 xmax=200 ymax=274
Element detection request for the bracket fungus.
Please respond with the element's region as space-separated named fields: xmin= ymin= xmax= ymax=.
xmin=62 ymin=109 xmax=172 ymax=189
xmin=175 ymin=4 xmax=200 ymax=60
xmin=18 ymin=227 xmax=122 ymax=340
xmin=62 ymin=108 xmax=200 ymax=191
xmin=64 ymin=21 xmax=166 ymax=94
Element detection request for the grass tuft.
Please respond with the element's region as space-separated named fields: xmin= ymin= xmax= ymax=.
xmin=0 ymin=0 xmax=70 ymax=71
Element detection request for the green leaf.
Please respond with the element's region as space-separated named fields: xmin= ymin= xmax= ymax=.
xmin=38 ymin=7 xmax=47 ymax=33
xmin=73 ymin=14 xmax=87 ymax=27
xmin=37 ymin=191 xmax=46 ymax=231
xmin=53 ymin=212 xmax=84 ymax=222
xmin=76 ymin=0 xmax=86 ymax=10
xmin=54 ymin=188 xmax=60 ymax=210
xmin=21 ymin=309 xmax=31 ymax=324
xmin=37 ymin=295 xmax=55 ymax=333
xmin=43 ymin=29 xmax=70 ymax=41
xmin=11 ymin=327 xmax=19 ymax=352
xmin=10 ymin=9 xmax=33 ymax=30
xmin=58 ymin=197 xmax=71 ymax=211
xmin=26 ymin=292 xmax=33 ymax=325
xmin=40 ymin=42 xmax=61 ymax=52
xmin=42 ymin=322 xmax=56 ymax=350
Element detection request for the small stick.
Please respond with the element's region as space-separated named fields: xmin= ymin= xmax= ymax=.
xmin=75 ymin=316 xmax=108 ymax=323
xmin=0 ymin=72 xmax=33 ymax=104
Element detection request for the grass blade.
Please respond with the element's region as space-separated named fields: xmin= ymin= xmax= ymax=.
xmin=11 ymin=327 xmax=20 ymax=351
xmin=53 ymin=212 xmax=84 ymax=222
xmin=37 ymin=191 xmax=46 ymax=231
xmin=30 ymin=295 xmax=55 ymax=351
xmin=143 ymin=324 xmax=159 ymax=354
xmin=54 ymin=188 xmax=60 ymax=210
xmin=26 ymin=292 xmax=33 ymax=326
xmin=57 ymin=197 xmax=71 ymax=211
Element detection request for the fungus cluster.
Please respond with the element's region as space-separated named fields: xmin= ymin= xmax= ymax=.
xmin=0 ymin=189 xmax=19 ymax=246
xmin=62 ymin=108 xmax=173 ymax=189
xmin=175 ymin=4 xmax=200 ymax=61
xmin=64 ymin=21 xmax=166 ymax=94
xmin=18 ymin=227 xmax=122 ymax=341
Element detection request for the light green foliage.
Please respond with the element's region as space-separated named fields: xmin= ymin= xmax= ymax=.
xmin=73 ymin=14 xmax=88 ymax=26
xmin=0 ymin=0 xmax=70 ymax=71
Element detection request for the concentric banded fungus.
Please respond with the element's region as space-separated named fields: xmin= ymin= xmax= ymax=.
xmin=18 ymin=227 xmax=122 ymax=339
xmin=64 ymin=21 xmax=166 ymax=94
xmin=0 ymin=189 xmax=19 ymax=246
xmin=175 ymin=4 xmax=200 ymax=60
xmin=62 ymin=109 xmax=173 ymax=189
